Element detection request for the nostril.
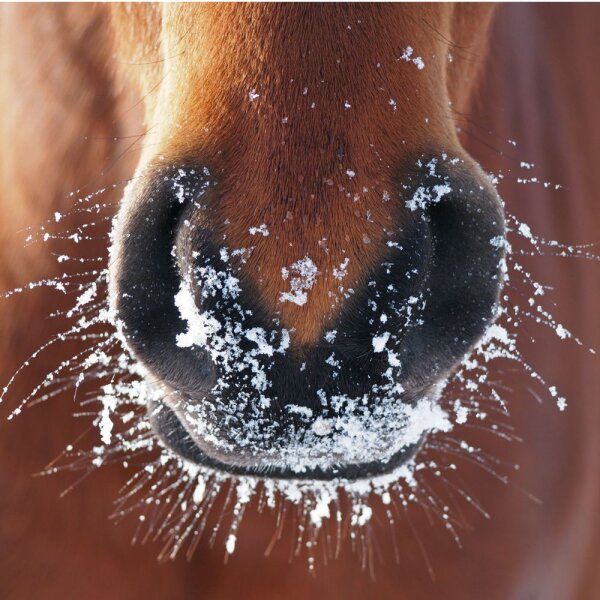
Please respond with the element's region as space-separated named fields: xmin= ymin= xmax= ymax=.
xmin=395 ymin=158 xmax=506 ymax=385
xmin=109 ymin=165 xmax=217 ymax=397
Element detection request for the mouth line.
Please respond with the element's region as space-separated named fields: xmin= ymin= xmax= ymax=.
xmin=149 ymin=400 xmax=424 ymax=482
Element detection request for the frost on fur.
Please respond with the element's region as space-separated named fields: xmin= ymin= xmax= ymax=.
xmin=1 ymin=144 xmax=597 ymax=573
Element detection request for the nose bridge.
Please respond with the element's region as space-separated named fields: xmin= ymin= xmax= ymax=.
xmin=150 ymin=9 xmax=460 ymax=347
xmin=173 ymin=84 xmax=450 ymax=347
xmin=211 ymin=153 xmax=404 ymax=346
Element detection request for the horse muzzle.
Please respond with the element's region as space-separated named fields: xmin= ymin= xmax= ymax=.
xmin=109 ymin=155 xmax=506 ymax=480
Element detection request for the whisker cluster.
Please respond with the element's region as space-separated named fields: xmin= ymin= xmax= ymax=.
xmin=1 ymin=156 xmax=596 ymax=574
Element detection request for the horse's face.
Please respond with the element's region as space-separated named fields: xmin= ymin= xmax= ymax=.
xmin=108 ymin=5 xmax=505 ymax=479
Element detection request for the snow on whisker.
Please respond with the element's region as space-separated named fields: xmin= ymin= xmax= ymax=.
xmin=1 ymin=159 xmax=597 ymax=573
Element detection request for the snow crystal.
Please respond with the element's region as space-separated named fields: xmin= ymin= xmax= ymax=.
xmin=406 ymin=183 xmax=452 ymax=211
xmin=400 ymin=46 xmax=425 ymax=70
xmin=279 ymin=257 xmax=319 ymax=306
xmin=249 ymin=223 xmax=269 ymax=236
xmin=174 ymin=281 xmax=221 ymax=348
xmin=372 ymin=332 xmax=390 ymax=353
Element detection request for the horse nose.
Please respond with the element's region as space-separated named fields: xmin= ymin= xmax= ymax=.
xmin=110 ymin=157 xmax=505 ymax=478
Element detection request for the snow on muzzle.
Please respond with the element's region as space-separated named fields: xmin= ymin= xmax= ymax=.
xmin=109 ymin=159 xmax=506 ymax=480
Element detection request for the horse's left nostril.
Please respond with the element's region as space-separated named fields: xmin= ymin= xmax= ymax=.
xmin=393 ymin=159 xmax=506 ymax=387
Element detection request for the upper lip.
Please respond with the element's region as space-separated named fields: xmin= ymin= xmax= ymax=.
xmin=148 ymin=398 xmax=424 ymax=481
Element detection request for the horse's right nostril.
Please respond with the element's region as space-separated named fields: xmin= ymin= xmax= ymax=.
xmin=109 ymin=165 xmax=217 ymax=398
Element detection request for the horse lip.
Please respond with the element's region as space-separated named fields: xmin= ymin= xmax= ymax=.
xmin=147 ymin=398 xmax=426 ymax=481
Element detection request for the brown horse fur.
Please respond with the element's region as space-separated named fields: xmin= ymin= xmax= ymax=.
xmin=1 ymin=3 xmax=599 ymax=599
xmin=109 ymin=3 xmax=495 ymax=345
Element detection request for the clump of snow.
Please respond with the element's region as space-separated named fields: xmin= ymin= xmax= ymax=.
xmin=404 ymin=158 xmax=453 ymax=211
xmin=174 ymin=281 xmax=221 ymax=348
xmin=99 ymin=394 xmax=116 ymax=445
xmin=192 ymin=477 xmax=206 ymax=504
xmin=372 ymin=332 xmax=390 ymax=353
xmin=249 ymin=223 xmax=269 ymax=236
xmin=312 ymin=417 xmax=334 ymax=437
xmin=279 ymin=257 xmax=319 ymax=306
xmin=310 ymin=496 xmax=331 ymax=527
xmin=399 ymin=46 xmax=425 ymax=70
xmin=333 ymin=257 xmax=350 ymax=280
xmin=324 ymin=330 xmax=337 ymax=343
xmin=351 ymin=504 xmax=373 ymax=527
xmin=406 ymin=183 xmax=452 ymax=211
xmin=225 ymin=534 xmax=237 ymax=554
